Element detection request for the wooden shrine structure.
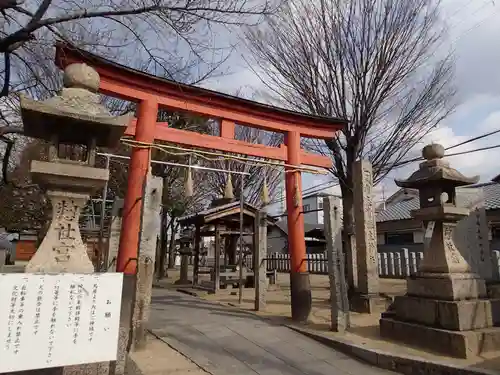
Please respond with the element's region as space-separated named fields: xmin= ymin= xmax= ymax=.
xmin=178 ymin=199 xmax=276 ymax=291
xmin=54 ymin=42 xmax=347 ymax=321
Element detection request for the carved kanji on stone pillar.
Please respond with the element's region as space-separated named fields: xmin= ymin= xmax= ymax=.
xmin=351 ymin=160 xmax=390 ymax=313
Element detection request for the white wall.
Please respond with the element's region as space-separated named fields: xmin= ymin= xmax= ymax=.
xmin=280 ymin=194 xmax=343 ymax=226
xmin=302 ymin=196 xmax=320 ymax=225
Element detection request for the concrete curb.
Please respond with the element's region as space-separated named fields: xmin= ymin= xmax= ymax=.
xmin=287 ymin=325 xmax=498 ymax=375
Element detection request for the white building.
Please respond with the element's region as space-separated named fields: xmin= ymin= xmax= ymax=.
xmin=281 ymin=192 xmax=343 ymax=226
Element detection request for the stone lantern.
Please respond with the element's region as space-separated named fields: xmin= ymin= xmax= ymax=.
xmin=397 ymin=143 xmax=480 ymax=277
xmin=175 ymin=227 xmax=193 ymax=285
xmin=379 ymin=143 xmax=500 ymax=359
xmin=20 ymin=63 xmax=131 ymax=273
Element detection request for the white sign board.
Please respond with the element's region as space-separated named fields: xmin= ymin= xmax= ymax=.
xmin=0 ymin=273 xmax=123 ymax=373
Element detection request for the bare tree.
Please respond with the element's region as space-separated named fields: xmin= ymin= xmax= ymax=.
xmin=0 ymin=0 xmax=281 ymax=167
xmin=0 ymin=0 xmax=280 ymax=96
xmin=245 ymin=0 xmax=455 ymax=289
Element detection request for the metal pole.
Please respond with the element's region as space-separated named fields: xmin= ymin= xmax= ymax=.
xmin=98 ymin=155 xmax=110 ymax=271
xmin=238 ymin=173 xmax=244 ymax=304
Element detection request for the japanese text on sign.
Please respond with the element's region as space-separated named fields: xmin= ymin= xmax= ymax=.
xmin=0 ymin=273 xmax=123 ymax=373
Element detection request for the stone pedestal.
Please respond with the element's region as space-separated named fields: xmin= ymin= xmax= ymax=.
xmin=24 ymin=190 xmax=110 ymax=375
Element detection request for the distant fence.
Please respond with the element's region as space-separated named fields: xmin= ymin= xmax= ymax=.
xmin=188 ymin=249 xmax=500 ymax=279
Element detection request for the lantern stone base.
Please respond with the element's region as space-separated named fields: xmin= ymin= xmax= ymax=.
xmin=380 ymin=316 xmax=500 ymax=359
xmin=406 ymin=272 xmax=487 ymax=300
xmin=391 ymin=296 xmax=500 ymax=330
xmin=379 ymin=273 xmax=500 ymax=358
xmin=350 ymin=293 xmax=392 ymax=314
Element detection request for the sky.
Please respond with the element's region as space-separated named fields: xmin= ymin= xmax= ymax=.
xmin=196 ymin=0 xmax=500 ymax=214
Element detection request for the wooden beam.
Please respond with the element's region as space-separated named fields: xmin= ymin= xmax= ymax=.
xmin=200 ymin=230 xmax=254 ymax=236
xmin=220 ymin=120 xmax=235 ymax=139
xmin=126 ymin=120 xmax=332 ymax=168
xmin=99 ymin=78 xmax=339 ymax=140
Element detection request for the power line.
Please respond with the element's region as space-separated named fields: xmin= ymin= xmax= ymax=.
xmin=271 ymin=124 xmax=500 ymax=208
xmin=387 ymin=127 xmax=500 ymax=171
xmin=272 ymin=141 xmax=500 ymax=209
xmin=270 ymin=178 xmax=338 ymax=205
xmin=268 ymin=180 xmax=340 ymax=206
xmin=449 ymin=1 xmax=499 ymax=46
xmin=446 ymin=127 xmax=500 ymax=151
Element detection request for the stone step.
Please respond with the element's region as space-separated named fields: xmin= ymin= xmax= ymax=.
xmin=380 ymin=317 xmax=500 ymax=359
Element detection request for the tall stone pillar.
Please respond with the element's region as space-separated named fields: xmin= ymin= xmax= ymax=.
xmin=131 ymin=174 xmax=162 ymax=351
xmin=254 ymin=210 xmax=268 ymax=311
xmin=324 ymin=196 xmax=350 ymax=332
xmin=351 ymin=160 xmax=389 ymax=313
xmin=106 ymin=198 xmax=124 ymax=271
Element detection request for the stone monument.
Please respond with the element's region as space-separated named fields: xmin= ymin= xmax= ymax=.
xmin=20 ymin=63 xmax=130 ymax=273
xmin=324 ymin=196 xmax=350 ymax=332
xmin=130 ymin=173 xmax=162 ymax=351
xmin=351 ymin=160 xmax=391 ymax=313
xmin=106 ymin=198 xmax=124 ymax=271
xmin=17 ymin=62 xmax=131 ymax=374
xmin=254 ymin=210 xmax=268 ymax=311
xmin=380 ymin=143 xmax=500 ymax=359
xmin=454 ymin=187 xmax=493 ymax=281
xmin=175 ymin=228 xmax=193 ymax=285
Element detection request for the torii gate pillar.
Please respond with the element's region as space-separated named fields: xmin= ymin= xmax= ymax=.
xmin=285 ymin=131 xmax=310 ymax=322
xmin=117 ymin=99 xmax=158 ymax=274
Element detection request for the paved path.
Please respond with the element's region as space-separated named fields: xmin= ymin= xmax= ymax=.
xmin=149 ymin=289 xmax=395 ymax=375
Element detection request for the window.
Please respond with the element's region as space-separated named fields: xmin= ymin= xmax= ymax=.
xmin=302 ymin=204 xmax=311 ymax=213
xmin=318 ymin=200 xmax=323 ymax=209
xmin=384 ymin=232 xmax=414 ymax=245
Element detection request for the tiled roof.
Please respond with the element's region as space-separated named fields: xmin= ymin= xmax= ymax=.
xmin=376 ymin=198 xmax=419 ymax=222
xmin=482 ymin=183 xmax=500 ymax=210
xmin=376 ymin=182 xmax=500 ymax=223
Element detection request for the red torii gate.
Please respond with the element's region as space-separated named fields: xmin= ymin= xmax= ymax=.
xmin=55 ymin=42 xmax=346 ymax=320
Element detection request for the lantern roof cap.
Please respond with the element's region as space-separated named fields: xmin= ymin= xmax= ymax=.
xmin=20 ymin=63 xmax=132 ymax=148
xmin=395 ymin=143 xmax=479 ymax=189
